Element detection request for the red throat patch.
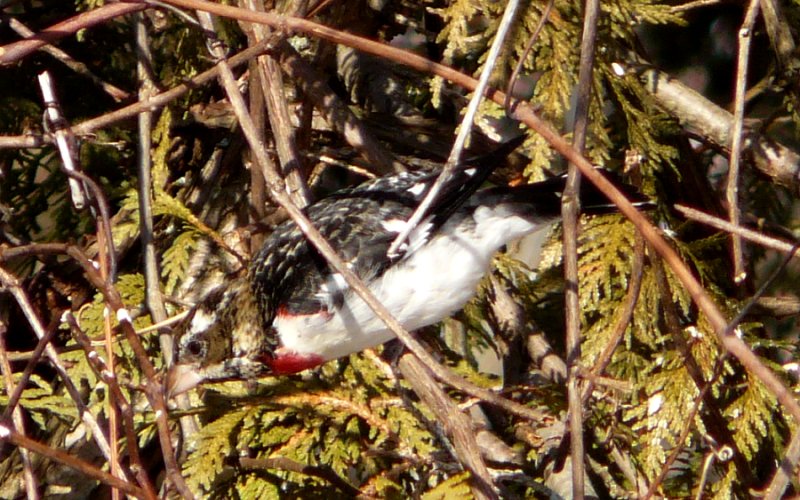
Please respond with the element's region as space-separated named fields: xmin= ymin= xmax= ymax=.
xmin=268 ymin=351 xmax=326 ymax=375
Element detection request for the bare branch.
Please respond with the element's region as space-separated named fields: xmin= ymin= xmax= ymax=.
xmin=727 ymin=0 xmax=762 ymax=283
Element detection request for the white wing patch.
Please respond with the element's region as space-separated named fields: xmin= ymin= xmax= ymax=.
xmin=316 ymin=272 xmax=348 ymax=310
xmin=405 ymin=218 xmax=434 ymax=255
xmin=381 ymin=218 xmax=408 ymax=234
xmin=407 ymin=182 xmax=427 ymax=196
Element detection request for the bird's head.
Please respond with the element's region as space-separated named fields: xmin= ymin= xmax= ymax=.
xmin=166 ymin=282 xmax=274 ymax=397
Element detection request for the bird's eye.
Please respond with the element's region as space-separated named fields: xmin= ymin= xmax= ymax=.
xmin=185 ymin=339 xmax=205 ymax=357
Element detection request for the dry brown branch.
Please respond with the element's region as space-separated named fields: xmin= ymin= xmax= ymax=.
xmin=649 ymin=252 xmax=753 ymax=484
xmin=4 ymin=17 xmax=130 ymax=101
xmin=60 ymin=248 xmax=195 ymax=498
xmin=643 ymin=360 xmax=726 ymax=499
xmin=582 ymin=235 xmax=645 ymax=402
xmin=763 ymin=428 xmax=800 ymax=499
xmin=243 ymin=0 xmax=311 ymax=208
xmin=0 ymin=424 xmax=145 ymax=498
xmin=270 ymin=39 xmax=402 ymax=175
xmin=0 ymin=3 xmax=146 ymax=66
xmin=64 ymin=314 xmax=158 ymax=499
xmin=0 ymin=323 xmax=38 ymax=500
xmin=397 ymin=354 xmax=498 ymax=500
xmin=0 ymin=265 xmax=123 ymax=475
xmin=637 ymin=67 xmax=800 ymax=192
xmin=0 ymin=40 xmax=271 ymax=149
xmin=675 ymin=205 xmax=799 ymax=256
xmin=759 ymin=0 xmax=796 ymax=68
xmin=0 ymin=240 xmax=193 ymax=497
xmin=0 ymin=319 xmax=58 ymax=423
xmin=727 ymin=0 xmax=762 ymax=283
xmin=562 ymin=0 xmax=601 ymax=495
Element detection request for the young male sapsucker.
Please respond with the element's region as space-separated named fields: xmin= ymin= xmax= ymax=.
xmin=167 ymin=137 xmax=647 ymax=395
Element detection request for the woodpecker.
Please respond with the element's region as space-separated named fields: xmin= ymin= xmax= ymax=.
xmin=167 ymin=137 xmax=647 ymax=395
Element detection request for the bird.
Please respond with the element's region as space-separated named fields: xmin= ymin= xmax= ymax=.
xmin=167 ymin=136 xmax=649 ymax=396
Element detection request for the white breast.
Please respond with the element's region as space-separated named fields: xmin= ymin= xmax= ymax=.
xmin=274 ymin=206 xmax=554 ymax=361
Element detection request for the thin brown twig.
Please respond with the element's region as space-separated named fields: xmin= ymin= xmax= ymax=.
xmin=763 ymin=427 xmax=800 ymax=499
xmin=649 ymin=251 xmax=754 ymax=484
xmin=643 ymin=359 xmax=726 ymax=499
xmin=397 ymin=354 xmax=498 ymax=500
xmin=60 ymin=246 xmax=195 ymax=499
xmin=269 ymin=38 xmax=402 ymax=175
xmin=669 ymin=0 xmax=722 ymax=12
xmin=135 ymin=13 xmax=171 ymax=361
xmin=728 ymin=0 xmax=762 ymax=284
xmin=0 ymin=322 xmax=39 ymax=500
xmin=675 ymin=205 xmax=799 ymax=255
xmin=134 ymin=13 xmax=200 ymax=445
xmin=635 ymin=67 xmax=800 ymax=192
xmin=4 ymin=16 xmax=130 ymax=101
xmin=563 ymin=0 xmax=601 ymax=495
xmin=95 ymin=210 xmax=121 ymax=500
xmin=57 ymin=167 xmax=118 ymax=280
xmin=504 ymin=0 xmax=554 ymax=114
xmin=582 ymin=235 xmax=646 ymax=403
xmin=385 ymin=0 xmax=520 ymax=258
xmin=246 ymin=54 xmax=270 ymax=241
xmin=759 ymin=0 xmax=796 ymax=68
xmin=244 ymin=0 xmax=311 ymax=208
xmin=0 ymin=242 xmax=191 ymax=495
xmin=0 ymin=318 xmax=59 ymax=423
xmin=65 ymin=314 xmax=158 ymax=500
xmin=0 ymin=40 xmax=271 ymax=149
xmin=0 ymin=424 xmax=145 ymax=498
xmin=0 ymin=265 xmax=123 ymax=475
xmin=0 ymin=2 xmax=147 ymax=66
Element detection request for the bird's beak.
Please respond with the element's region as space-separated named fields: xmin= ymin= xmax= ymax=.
xmin=165 ymin=363 xmax=204 ymax=398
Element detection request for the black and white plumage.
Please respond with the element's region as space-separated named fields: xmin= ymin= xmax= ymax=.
xmin=167 ymin=138 xmax=645 ymax=395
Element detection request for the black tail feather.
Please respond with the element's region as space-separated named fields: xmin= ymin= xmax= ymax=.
xmin=479 ymin=169 xmax=653 ymax=219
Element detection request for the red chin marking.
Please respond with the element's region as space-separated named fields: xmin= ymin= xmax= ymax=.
xmin=276 ymin=304 xmax=292 ymax=317
xmin=268 ymin=351 xmax=325 ymax=375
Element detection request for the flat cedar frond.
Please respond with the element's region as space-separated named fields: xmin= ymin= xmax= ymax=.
xmin=602 ymin=0 xmax=686 ymax=36
xmin=0 ymin=374 xmax=78 ymax=429
xmin=421 ymin=471 xmax=473 ymax=499
xmin=183 ymin=407 xmax=251 ymax=492
xmin=161 ymin=229 xmax=201 ymax=296
xmin=579 ymin=216 xmax=639 ymax=311
xmin=182 ymin=354 xmax=440 ymax=496
xmin=605 ymin=67 xmax=681 ymax=173
xmin=435 ymin=0 xmax=492 ymax=66
xmin=624 ymin=361 xmax=702 ymax=479
xmin=112 ymin=189 xmax=142 ymax=249
xmin=726 ymin=376 xmax=782 ymax=462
